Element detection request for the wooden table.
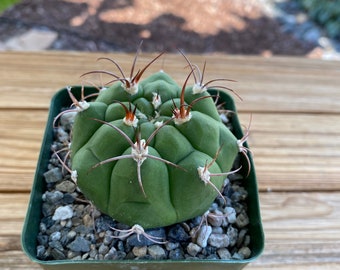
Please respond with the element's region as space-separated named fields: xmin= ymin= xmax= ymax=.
xmin=0 ymin=51 xmax=339 ymax=269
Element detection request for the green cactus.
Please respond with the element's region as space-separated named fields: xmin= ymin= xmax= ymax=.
xmin=63 ymin=51 xmax=245 ymax=229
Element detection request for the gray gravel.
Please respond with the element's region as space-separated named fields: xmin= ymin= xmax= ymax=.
xmin=36 ymin=109 xmax=252 ymax=261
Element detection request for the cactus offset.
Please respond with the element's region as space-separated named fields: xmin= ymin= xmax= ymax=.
xmin=63 ymin=50 xmax=245 ymax=229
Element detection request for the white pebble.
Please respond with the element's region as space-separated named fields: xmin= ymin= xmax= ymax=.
xmin=208 ymin=233 xmax=230 ymax=248
xmin=60 ymin=111 xmax=77 ymax=127
xmin=52 ymin=205 xmax=73 ymax=221
xmin=196 ymin=225 xmax=212 ymax=248
xmin=224 ymin=207 xmax=237 ymax=224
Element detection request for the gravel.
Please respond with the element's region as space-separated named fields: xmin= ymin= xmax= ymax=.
xmin=196 ymin=225 xmax=212 ymax=248
xmin=43 ymin=167 xmax=63 ymax=183
xmin=52 ymin=206 xmax=73 ymax=221
xmin=36 ymin=104 xmax=252 ymax=261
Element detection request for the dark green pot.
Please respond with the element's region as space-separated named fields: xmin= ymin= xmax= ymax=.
xmin=21 ymin=87 xmax=264 ymax=270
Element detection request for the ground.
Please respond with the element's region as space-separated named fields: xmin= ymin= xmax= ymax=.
xmin=0 ymin=0 xmax=320 ymax=55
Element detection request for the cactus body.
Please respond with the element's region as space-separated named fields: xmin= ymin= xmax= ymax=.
xmin=71 ymin=71 xmax=239 ymax=229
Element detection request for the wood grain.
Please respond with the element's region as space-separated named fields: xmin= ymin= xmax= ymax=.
xmin=238 ymin=113 xmax=340 ymax=191
xmin=1 ymin=52 xmax=340 ymax=113
xmin=0 ymin=109 xmax=46 ymax=192
xmin=249 ymin=192 xmax=340 ymax=269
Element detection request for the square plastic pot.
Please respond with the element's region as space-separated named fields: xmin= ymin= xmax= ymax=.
xmin=22 ymin=86 xmax=264 ymax=270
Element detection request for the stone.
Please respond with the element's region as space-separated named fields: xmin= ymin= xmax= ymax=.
xmin=62 ymin=193 xmax=75 ymax=204
xmin=227 ymin=226 xmax=238 ymax=247
xmin=186 ymin=243 xmax=202 ymax=257
xmin=217 ymin=248 xmax=231 ymax=259
xmin=46 ymin=224 xmax=62 ymax=235
xmin=86 ymin=233 xmax=96 ymax=243
xmin=41 ymin=216 xmax=54 ymax=229
xmin=56 ymin=127 xmax=69 ymax=143
xmin=94 ymin=215 xmax=116 ymax=232
xmin=243 ymin=235 xmax=251 ymax=247
xmin=169 ymin=248 xmax=185 ymax=260
xmin=74 ymin=225 xmax=93 ymax=234
xmin=44 ymin=191 xmax=63 ymax=204
xmin=83 ymin=214 xmax=94 ymax=228
xmin=206 ymin=254 xmax=219 ymax=260
xmin=196 ymin=225 xmax=212 ymax=248
xmin=147 ymin=245 xmax=166 ymax=260
xmin=51 ymin=248 xmax=66 ymax=260
xmin=74 ymin=204 xmax=85 ymax=216
xmin=236 ymin=211 xmax=249 ymax=228
xmin=117 ymin=241 xmax=125 ymax=252
xmin=211 ymin=227 xmax=224 ymax=234
xmin=103 ymin=252 xmax=115 ymax=260
xmin=207 ymin=210 xmax=224 ymax=227
xmin=56 ymin=180 xmax=76 ymax=193
xmin=37 ymin=234 xmax=48 ymax=246
xmin=49 ymin=240 xmax=64 ymax=251
xmin=1 ymin=29 xmax=58 ymax=51
xmin=44 ymin=167 xmax=63 ymax=183
xmin=231 ymin=188 xmax=248 ymax=202
xmin=95 ymin=254 xmax=104 ymax=260
xmin=167 ymin=224 xmax=190 ymax=242
xmin=165 ymin=241 xmax=179 ymax=251
xmin=232 ymin=252 xmax=244 ymax=260
xmin=67 ymin=250 xmax=81 ymax=259
xmin=52 ymin=205 xmax=73 ymax=221
xmin=189 ymin=216 xmax=202 ymax=227
xmin=208 ymin=233 xmax=230 ymax=248
xmin=103 ymin=233 xmax=115 ymax=246
xmin=59 ymin=230 xmax=72 ymax=246
xmin=39 ymin=222 xmax=47 ymax=233
xmin=98 ymin=244 xmax=109 ymax=255
xmin=238 ymin=246 xmax=251 ymax=259
xmin=36 ymin=245 xmax=46 ymax=259
xmin=132 ymin=246 xmax=147 ymax=257
xmin=224 ymin=207 xmax=237 ymax=224
xmin=67 ymin=237 xmax=91 ymax=252
xmin=49 ymin=231 xmax=61 ymax=242
xmin=41 ymin=204 xmax=55 ymax=218
xmin=89 ymin=248 xmax=98 ymax=258
xmin=110 ymin=250 xmax=126 ymax=260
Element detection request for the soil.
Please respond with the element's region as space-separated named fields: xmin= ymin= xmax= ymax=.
xmin=0 ymin=0 xmax=316 ymax=55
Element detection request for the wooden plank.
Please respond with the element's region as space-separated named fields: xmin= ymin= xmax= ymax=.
xmin=238 ymin=113 xmax=340 ymax=191
xmin=0 ymin=250 xmax=41 ymax=270
xmin=1 ymin=109 xmax=339 ymax=192
xmin=1 ymin=192 xmax=339 ymax=269
xmin=248 ymin=192 xmax=340 ymax=269
xmin=0 ymin=109 xmax=47 ymax=192
xmin=1 ymin=51 xmax=340 ymax=113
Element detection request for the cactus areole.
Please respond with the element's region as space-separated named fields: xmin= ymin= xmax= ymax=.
xmin=69 ymin=56 xmax=241 ymax=229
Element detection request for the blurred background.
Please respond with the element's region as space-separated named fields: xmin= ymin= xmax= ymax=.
xmin=0 ymin=0 xmax=339 ymax=59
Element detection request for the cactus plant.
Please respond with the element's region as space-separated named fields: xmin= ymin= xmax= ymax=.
xmin=56 ymin=47 xmax=250 ymax=230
